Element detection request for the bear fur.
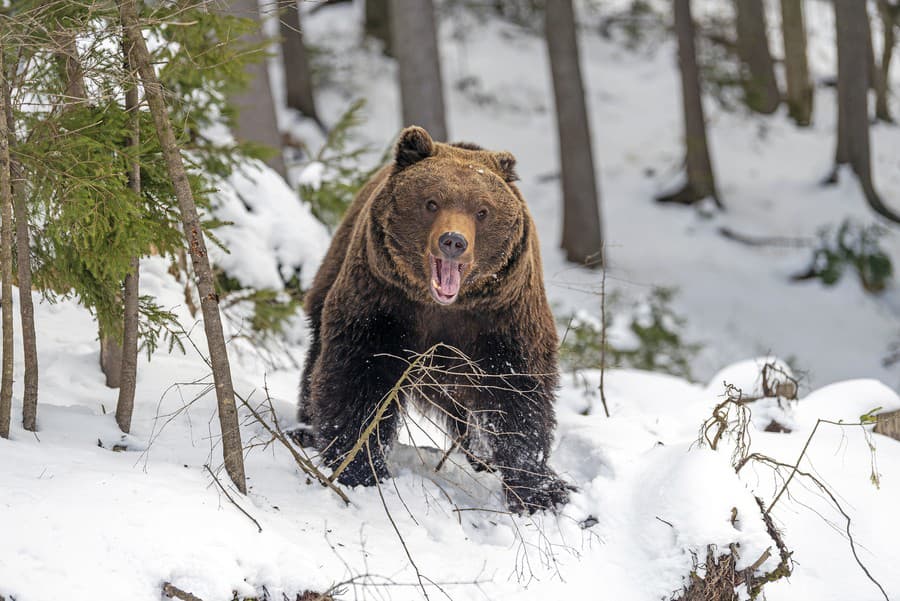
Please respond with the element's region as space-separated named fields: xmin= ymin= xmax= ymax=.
xmin=299 ymin=126 xmax=569 ymax=513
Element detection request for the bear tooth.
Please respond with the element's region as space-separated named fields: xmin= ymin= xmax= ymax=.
xmin=432 ymin=279 xmax=440 ymax=290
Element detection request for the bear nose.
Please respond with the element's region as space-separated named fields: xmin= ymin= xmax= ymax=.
xmin=438 ymin=232 xmax=468 ymax=259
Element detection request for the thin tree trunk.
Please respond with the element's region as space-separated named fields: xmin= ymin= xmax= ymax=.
xmin=4 ymin=71 xmax=38 ymax=432
xmin=280 ymin=0 xmax=321 ymax=126
xmin=120 ymin=0 xmax=247 ymax=492
xmin=100 ymin=335 xmax=123 ymax=388
xmin=53 ymin=28 xmax=125 ymax=388
xmin=53 ymin=32 xmax=87 ymax=105
xmin=659 ymin=0 xmax=720 ymax=207
xmin=545 ymin=0 xmax=603 ymax=267
xmin=780 ymin=0 xmax=813 ymax=126
xmin=834 ymin=0 xmax=900 ymax=224
xmin=227 ymin=0 xmax=287 ymax=179
xmin=116 ymin=40 xmax=140 ymax=434
xmin=734 ymin=0 xmax=781 ymax=114
xmin=0 ymin=48 xmax=13 ymax=439
xmin=391 ymin=0 xmax=447 ymax=141
xmin=876 ymin=0 xmax=897 ymax=122
xmin=365 ymin=0 xmax=393 ymax=56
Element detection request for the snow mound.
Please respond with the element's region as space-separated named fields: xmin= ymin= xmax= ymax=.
xmin=210 ymin=160 xmax=329 ymax=291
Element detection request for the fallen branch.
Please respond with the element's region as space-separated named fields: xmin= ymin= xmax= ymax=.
xmin=719 ymin=226 xmax=813 ymax=248
xmin=204 ymin=464 xmax=262 ymax=533
xmin=739 ymin=452 xmax=888 ymax=601
xmin=162 ymin=582 xmax=204 ymax=601
xmin=237 ymin=391 xmax=350 ymax=505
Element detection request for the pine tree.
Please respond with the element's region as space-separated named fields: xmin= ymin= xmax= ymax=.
xmin=119 ymin=0 xmax=247 ymax=492
xmin=0 ymin=46 xmax=13 ymax=439
xmin=116 ymin=39 xmax=141 ymax=435
xmin=833 ymin=0 xmax=900 ymax=224
xmin=734 ymin=0 xmax=780 ymax=114
xmin=545 ymin=0 xmax=603 ymax=267
xmin=391 ymin=0 xmax=447 ymax=140
xmin=659 ymin=0 xmax=720 ymax=207
xmin=4 ymin=76 xmax=38 ymax=432
xmin=281 ymin=0 xmax=321 ymax=126
xmin=780 ymin=0 xmax=813 ymax=126
xmin=227 ymin=0 xmax=287 ymax=178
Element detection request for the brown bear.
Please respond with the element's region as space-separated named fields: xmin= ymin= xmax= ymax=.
xmin=299 ymin=126 xmax=569 ymax=513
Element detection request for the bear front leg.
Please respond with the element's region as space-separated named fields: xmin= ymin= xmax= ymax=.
xmin=309 ymin=313 xmax=410 ymax=488
xmin=472 ymin=335 xmax=571 ymax=514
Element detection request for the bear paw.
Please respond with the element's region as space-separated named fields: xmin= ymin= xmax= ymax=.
xmin=331 ymin=452 xmax=390 ymax=488
xmin=504 ymin=472 xmax=573 ymax=515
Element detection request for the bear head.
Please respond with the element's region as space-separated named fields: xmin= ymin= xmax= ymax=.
xmin=374 ymin=126 xmax=527 ymax=307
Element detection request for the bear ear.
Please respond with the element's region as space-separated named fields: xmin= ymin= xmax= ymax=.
xmin=495 ymin=151 xmax=519 ymax=183
xmin=395 ymin=126 xmax=435 ymax=169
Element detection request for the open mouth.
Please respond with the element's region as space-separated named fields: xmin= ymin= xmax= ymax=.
xmin=429 ymin=254 xmax=467 ymax=305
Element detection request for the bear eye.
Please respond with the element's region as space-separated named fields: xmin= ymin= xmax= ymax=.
xmin=426 ymin=199 xmax=438 ymax=213
xmin=476 ymin=208 xmax=488 ymax=221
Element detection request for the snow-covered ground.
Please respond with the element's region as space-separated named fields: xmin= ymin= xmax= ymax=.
xmin=3 ymin=1 xmax=900 ymax=600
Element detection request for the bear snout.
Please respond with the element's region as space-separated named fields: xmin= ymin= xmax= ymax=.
xmin=438 ymin=231 xmax=468 ymax=258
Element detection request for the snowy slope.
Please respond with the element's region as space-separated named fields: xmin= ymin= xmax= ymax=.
xmin=298 ymin=1 xmax=900 ymax=390
xmin=2 ymin=273 xmax=899 ymax=600
xmin=4 ymin=2 xmax=900 ymax=600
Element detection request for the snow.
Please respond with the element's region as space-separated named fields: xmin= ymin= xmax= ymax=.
xmin=3 ymin=1 xmax=900 ymax=600
xmin=210 ymin=160 xmax=330 ymax=291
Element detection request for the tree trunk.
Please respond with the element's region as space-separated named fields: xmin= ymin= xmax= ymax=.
xmin=659 ymin=0 xmax=720 ymax=207
xmin=390 ymin=0 xmax=448 ymax=141
xmin=53 ymin=27 xmax=127 ymax=389
xmin=4 ymin=73 xmax=38 ymax=432
xmin=116 ymin=42 xmax=141 ymax=434
xmin=834 ymin=0 xmax=900 ymax=224
xmin=53 ymin=32 xmax=88 ymax=105
xmin=876 ymin=0 xmax=897 ymax=122
xmin=365 ymin=0 xmax=393 ymax=56
xmin=0 ymin=48 xmax=13 ymax=439
xmin=100 ymin=333 xmax=123 ymax=388
xmin=734 ymin=0 xmax=781 ymax=114
xmin=227 ymin=0 xmax=287 ymax=179
xmin=545 ymin=0 xmax=603 ymax=267
xmin=280 ymin=0 xmax=321 ymax=126
xmin=780 ymin=0 xmax=813 ymax=126
xmin=120 ymin=0 xmax=247 ymax=492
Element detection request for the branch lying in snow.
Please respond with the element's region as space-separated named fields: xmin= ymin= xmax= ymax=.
xmin=730 ymin=415 xmax=889 ymax=601
xmin=237 ymin=389 xmax=350 ymax=505
xmin=718 ymin=226 xmax=814 ymax=248
xmin=162 ymin=582 xmax=204 ymax=601
xmin=204 ymin=464 xmax=262 ymax=533
xmin=740 ymin=452 xmax=889 ymax=601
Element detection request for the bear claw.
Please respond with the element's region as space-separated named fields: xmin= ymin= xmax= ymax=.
xmin=504 ymin=474 xmax=573 ymax=515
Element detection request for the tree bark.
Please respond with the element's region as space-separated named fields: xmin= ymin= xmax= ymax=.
xmin=734 ymin=0 xmax=781 ymax=114
xmin=52 ymin=32 xmax=88 ymax=105
xmin=280 ymin=0 xmax=321 ymax=125
xmin=390 ymin=0 xmax=447 ymax=141
xmin=545 ymin=0 xmax=603 ymax=267
xmin=100 ymin=334 xmax=123 ymax=388
xmin=834 ymin=0 xmax=900 ymax=224
xmin=659 ymin=0 xmax=720 ymax=207
xmin=365 ymin=0 xmax=393 ymax=56
xmin=876 ymin=0 xmax=897 ymax=122
xmin=0 ymin=48 xmax=13 ymax=439
xmin=4 ymin=72 xmax=38 ymax=432
xmin=780 ymin=0 xmax=813 ymax=126
xmin=120 ymin=0 xmax=247 ymax=492
xmin=227 ymin=0 xmax=287 ymax=178
xmin=116 ymin=41 xmax=140 ymax=434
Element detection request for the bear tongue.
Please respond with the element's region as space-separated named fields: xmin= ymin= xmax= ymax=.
xmin=440 ymin=258 xmax=461 ymax=297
